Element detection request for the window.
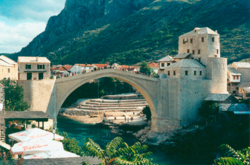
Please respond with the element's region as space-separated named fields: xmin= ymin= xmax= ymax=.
xmin=27 ymin=73 xmax=32 ymax=80
xmin=37 ymin=64 xmax=45 ymax=69
xmin=190 ymin=38 xmax=193 ymax=43
xmin=200 ymin=71 xmax=202 ymax=75
xmin=198 ymin=58 xmax=201 ymax=62
xmin=187 ymin=49 xmax=190 ymax=53
xmin=8 ymin=68 xmax=10 ymax=73
xmin=198 ymin=49 xmax=201 ymax=54
xmin=173 ymin=71 xmax=176 ymax=75
xmin=39 ymin=73 xmax=44 ymax=80
xmin=185 ymin=71 xmax=188 ymax=75
xmin=236 ymin=76 xmax=239 ymax=80
xmin=161 ymin=63 xmax=164 ymax=67
xmin=212 ymin=37 xmax=214 ymax=42
xmin=183 ymin=39 xmax=185 ymax=44
xmin=217 ymin=49 xmax=219 ymax=54
xmin=201 ymin=37 xmax=204 ymax=42
xmin=26 ymin=64 xmax=31 ymax=69
xmin=194 ymin=71 xmax=196 ymax=75
xmin=168 ymin=71 xmax=170 ymax=76
xmin=167 ymin=63 xmax=170 ymax=66
xmin=233 ymin=75 xmax=236 ymax=80
xmin=192 ymin=50 xmax=195 ymax=55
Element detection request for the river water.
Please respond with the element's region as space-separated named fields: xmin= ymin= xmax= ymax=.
xmin=57 ymin=116 xmax=206 ymax=165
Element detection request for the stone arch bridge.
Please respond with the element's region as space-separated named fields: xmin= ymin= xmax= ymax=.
xmin=19 ymin=69 xmax=210 ymax=133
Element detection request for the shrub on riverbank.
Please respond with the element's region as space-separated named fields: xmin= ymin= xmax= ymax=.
xmin=214 ymin=144 xmax=250 ymax=165
xmin=82 ymin=137 xmax=156 ymax=165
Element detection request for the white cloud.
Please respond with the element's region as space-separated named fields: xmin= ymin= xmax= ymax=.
xmin=0 ymin=21 xmax=46 ymax=53
xmin=0 ymin=0 xmax=65 ymax=22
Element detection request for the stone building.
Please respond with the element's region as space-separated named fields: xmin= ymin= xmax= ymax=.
xmin=0 ymin=83 xmax=5 ymax=142
xmin=157 ymin=55 xmax=174 ymax=74
xmin=157 ymin=27 xmax=228 ymax=125
xmin=227 ymin=62 xmax=250 ymax=96
xmin=0 ymin=55 xmax=18 ymax=80
xmin=18 ymin=57 xmax=51 ymax=80
xmin=70 ymin=64 xmax=93 ymax=74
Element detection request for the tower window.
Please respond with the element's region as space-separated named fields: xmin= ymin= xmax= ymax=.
xmin=187 ymin=49 xmax=190 ymax=53
xmin=161 ymin=63 xmax=164 ymax=67
xmin=167 ymin=63 xmax=170 ymax=66
xmin=173 ymin=71 xmax=176 ymax=75
xmin=201 ymin=37 xmax=204 ymax=42
xmin=198 ymin=49 xmax=201 ymax=54
xmin=168 ymin=71 xmax=170 ymax=76
xmin=185 ymin=71 xmax=188 ymax=75
xmin=217 ymin=49 xmax=219 ymax=54
xmin=26 ymin=64 xmax=31 ymax=69
xmin=8 ymin=68 xmax=10 ymax=73
xmin=192 ymin=50 xmax=195 ymax=55
xmin=212 ymin=37 xmax=214 ymax=42
xmin=200 ymin=71 xmax=202 ymax=75
xmin=194 ymin=71 xmax=196 ymax=75
xmin=183 ymin=39 xmax=185 ymax=44
xmin=190 ymin=38 xmax=193 ymax=43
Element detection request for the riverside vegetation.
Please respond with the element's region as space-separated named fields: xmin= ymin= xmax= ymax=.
xmin=5 ymin=0 xmax=250 ymax=65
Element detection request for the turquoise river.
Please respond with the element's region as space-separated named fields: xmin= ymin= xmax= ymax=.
xmin=57 ymin=116 xmax=209 ymax=165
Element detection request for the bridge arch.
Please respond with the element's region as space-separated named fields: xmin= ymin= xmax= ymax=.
xmin=55 ymin=70 xmax=159 ymax=124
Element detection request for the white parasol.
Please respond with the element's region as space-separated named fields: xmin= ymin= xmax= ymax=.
xmin=23 ymin=150 xmax=80 ymax=159
xmin=11 ymin=139 xmax=64 ymax=155
xmin=8 ymin=128 xmax=64 ymax=142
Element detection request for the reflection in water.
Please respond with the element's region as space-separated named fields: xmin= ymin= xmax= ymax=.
xmin=57 ymin=116 xmax=208 ymax=165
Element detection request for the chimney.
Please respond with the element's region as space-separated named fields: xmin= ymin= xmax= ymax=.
xmin=215 ymin=30 xmax=218 ymax=33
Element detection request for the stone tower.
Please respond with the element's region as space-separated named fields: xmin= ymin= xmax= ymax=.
xmin=178 ymin=27 xmax=227 ymax=94
xmin=178 ymin=27 xmax=220 ymax=66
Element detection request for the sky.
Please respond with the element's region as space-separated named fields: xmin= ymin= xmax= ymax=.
xmin=0 ymin=0 xmax=65 ymax=53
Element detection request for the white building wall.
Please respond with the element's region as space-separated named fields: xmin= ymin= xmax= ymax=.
xmin=19 ymin=63 xmax=50 ymax=80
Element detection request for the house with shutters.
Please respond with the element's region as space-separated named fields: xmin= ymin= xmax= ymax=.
xmin=18 ymin=57 xmax=51 ymax=80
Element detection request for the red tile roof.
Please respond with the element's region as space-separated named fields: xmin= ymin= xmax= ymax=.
xmin=76 ymin=64 xmax=93 ymax=67
xmin=93 ymin=64 xmax=108 ymax=68
xmin=120 ymin=65 xmax=130 ymax=69
xmin=63 ymin=65 xmax=73 ymax=70
xmin=149 ymin=62 xmax=159 ymax=68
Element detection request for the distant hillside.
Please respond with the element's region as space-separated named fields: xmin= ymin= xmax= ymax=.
xmin=7 ymin=0 xmax=250 ymax=65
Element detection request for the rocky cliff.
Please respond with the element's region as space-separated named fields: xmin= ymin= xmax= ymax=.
xmin=10 ymin=0 xmax=250 ymax=64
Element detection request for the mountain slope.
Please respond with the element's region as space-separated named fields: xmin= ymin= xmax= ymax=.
xmin=10 ymin=0 xmax=250 ymax=65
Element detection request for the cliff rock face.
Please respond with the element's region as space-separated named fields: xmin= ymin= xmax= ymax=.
xmin=13 ymin=0 xmax=250 ymax=65
xmin=18 ymin=0 xmax=153 ymax=57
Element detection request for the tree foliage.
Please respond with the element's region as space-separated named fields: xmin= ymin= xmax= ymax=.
xmin=214 ymin=144 xmax=250 ymax=165
xmin=142 ymin=106 xmax=151 ymax=121
xmin=82 ymin=137 xmax=156 ymax=165
xmin=60 ymin=132 xmax=83 ymax=156
xmin=139 ymin=62 xmax=153 ymax=76
xmin=198 ymin=101 xmax=219 ymax=119
xmin=0 ymin=79 xmax=29 ymax=111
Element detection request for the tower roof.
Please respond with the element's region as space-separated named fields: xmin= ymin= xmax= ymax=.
xmin=169 ymin=59 xmax=205 ymax=68
xmin=157 ymin=55 xmax=174 ymax=62
xmin=180 ymin=27 xmax=218 ymax=37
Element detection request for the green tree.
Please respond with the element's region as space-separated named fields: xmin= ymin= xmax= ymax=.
xmin=139 ymin=62 xmax=153 ymax=76
xmin=60 ymin=132 xmax=83 ymax=156
xmin=142 ymin=106 xmax=151 ymax=121
xmin=198 ymin=101 xmax=219 ymax=119
xmin=82 ymin=137 xmax=155 ymax=165
xmin=0 ymin=79 xmax=29 ymax=111
xmin=214 ymin=144 xmax=250 ymax=165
